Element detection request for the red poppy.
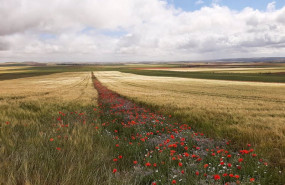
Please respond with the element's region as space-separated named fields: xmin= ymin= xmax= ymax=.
xmin=213 ymin=174 xmax=220 ymax=180
xmin=112 ymin=169 xmax=117 ymax=173
xmin=145 ymin=162 xmax=151 ymax=167
xmin=172 ymin=180 xmax=176 ymax=184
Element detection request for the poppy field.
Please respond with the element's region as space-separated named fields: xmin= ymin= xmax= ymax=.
xmin=0 ymin=65 xmax=284 ymax=184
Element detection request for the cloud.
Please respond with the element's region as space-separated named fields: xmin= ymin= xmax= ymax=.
xmin=0 ymin=0 xmax=285 ymax=62
xmin=195 ymin=0 xmax=204 ymax=5
xmin=267 ymin=1 xmax=276 ymax=12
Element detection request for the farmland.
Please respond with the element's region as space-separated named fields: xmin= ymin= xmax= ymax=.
xmin=95 ymin=71 xmax=285 ymax=166
xmin=0 ymin=63 xmax=285 ymax=184
xmin=0 ymin=72 xmax=118 ymax=184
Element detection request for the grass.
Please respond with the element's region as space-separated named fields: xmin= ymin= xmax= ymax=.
xmin=0 ymin=72 xmax=124 ymax=184
xmin=94 ymin=71 xmax=285 ymax=170
xmin=93 ymin=74 xmax=283 ymax=184
xmin=119 ymin=68 xmax=285 ymax=83
xmin=1 ymin=64 xmax=285 ymax=184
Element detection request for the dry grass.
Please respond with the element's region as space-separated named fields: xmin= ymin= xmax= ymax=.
xmin=95 ymin=71 xmax=285 ymax=167
xmin=0 ymin=72 xmax=97 ymax=125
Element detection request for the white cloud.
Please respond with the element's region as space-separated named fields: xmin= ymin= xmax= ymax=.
xmin=195 ymin=0 xmax=204 ymax=5
xmin=0 ymin=0 xmax=285 ymax=62
xmin=267 ymin=1 xmax=276 ymax=12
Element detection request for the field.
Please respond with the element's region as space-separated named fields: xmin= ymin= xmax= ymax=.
xmin=0 ymin=63 xmax=285 ymax=184
xmin=0 ymin=72 xmax=119 ymax=184
xmin=95 ymin=71 xmax=285 ymax=165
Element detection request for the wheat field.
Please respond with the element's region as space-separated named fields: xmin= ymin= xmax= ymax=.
xmin=95 ymin=71 xmax=285 ymax=167
xmin=0 ymin=72 xmax=119 ymax=185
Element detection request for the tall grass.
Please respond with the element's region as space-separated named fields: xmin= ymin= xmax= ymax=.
xmin=0 ymin=72 xmax=124 ymax=184
xmin=95 ymin=71 xmax=285 ymax=170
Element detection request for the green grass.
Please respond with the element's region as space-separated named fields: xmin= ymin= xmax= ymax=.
xmin=119 ymin=68 xmax=285 ymax=83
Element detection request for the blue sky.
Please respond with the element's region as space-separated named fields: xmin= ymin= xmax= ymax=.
xmin=166 ymin=0 xmax=285 ymax=11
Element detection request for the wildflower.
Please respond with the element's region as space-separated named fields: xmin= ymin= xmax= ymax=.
xmin=227 ymin=163 xmax=232 ymax=168
xmin=153 ymin=163 xmax=157 ymax=167
xmin=172 ymin=180 xmax=176 ymax=184
xmin=195 ymin=171 xmax=199 ymax=176
xmin=178 ymin=162 xmax=183 ymax=167
xmin=118 ymin=155 xmax=123 ymax=159
xmin=250 ymin=178 xmax=255 ymax=182
xmin=49 ymin=138 xmax=54 ymax=142
xmin=152 ymin=182 xmax=157 ymax=185
xmin=56 ymin=147 xmax=61 ymax=151
xmin=235 ymin=175 xmax=240 ymax=179
xmin=133 ymin=161 xmax=138 ymax=164
xmin=181 ymin=170 xmax=185 ymax=174
xmin=113 ymin=158 xmax=118 ymax=162
xmin=112 ymin=168 xmax=117 ymax=173
xmin=145 ymin=162 xmax=151 ymax=167
xmin=238 ymin=158 xmax=243 ymax=163
xmin=204 ymin=164 xmax=209 ymax=168
xmin=213 ymin=174 xmax=220 ymax=180
xmin=223 ymin=173 xmax=228 ymax=177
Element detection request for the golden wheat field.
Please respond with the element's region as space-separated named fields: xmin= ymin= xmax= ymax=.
xmin=0 ymin=72 xmax=119 ymax=185
xmin=95 ymin=71 xmax=285 ymax=166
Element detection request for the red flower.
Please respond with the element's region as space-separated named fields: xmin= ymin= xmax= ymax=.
xmin=113 ymin=158 xmax=118 ymax=162
xmin=145 ymin=162 xmax=151 ymax=167
xmin=118 ymin=155 xmax=123 ymax=159
xmin=181 ymin=170 xmax=185 ymax=174
xmin=49 ymin=138 xmax=54 ymax=142
xmin=227 ymin=163 xmax=232 ymax=168
xmin=250 ymin=178 xmax=255 ymax=182
xmin=172 ymin=180 xmax=176 ymax=184
xmin=112 ymin=168 xmax=117 ymax=173
xmin=204 ymin=164 xmax=209 ymax=168
xmin=213 ymin=174 xmax=220 ymax=180
xmin=195 ymin=171 xmax=199 ymax=176
xmin=133 ymin=160 xmax=138 ymax=164
xmin=153 ymin=163 xmax=157 ymax=167
xmin=178 ymin=162 xmax=183 ymax=167
xmin=238 ymin=158 xmax=243 ymax=163
xmin=56 ymin=147 xmax=61 ymax=151
xmin=152 ymin=182 xmax=157 ymax=185
xmin=235 ymin=175 xmax=240 ymax=179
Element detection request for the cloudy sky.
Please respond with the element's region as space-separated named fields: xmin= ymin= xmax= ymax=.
xmin=0 ymin=0 xmax=285 ymax=62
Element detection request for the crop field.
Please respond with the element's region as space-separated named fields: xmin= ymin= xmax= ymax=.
xmin=94 ymin=71 xmax=285 ymax=170
xmin=120 ymin=63 xmax=285 ymax=83
xmin=143 ymin=67 xmax=285 ymax=74
xmin=0 ymin=72 xmax=119 ymax=184
xmin=1 ymin=64 xmax=285 ymax=184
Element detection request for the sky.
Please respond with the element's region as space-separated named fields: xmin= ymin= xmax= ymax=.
xmin=0 ymin=0 xmax=285 ymax=62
